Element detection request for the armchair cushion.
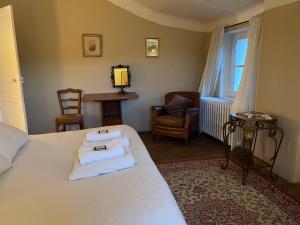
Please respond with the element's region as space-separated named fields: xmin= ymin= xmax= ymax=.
xmin=165 ymin=95 xmax=193 ymax=117
xmin=155 ymin=115 xmax=184 ymax=128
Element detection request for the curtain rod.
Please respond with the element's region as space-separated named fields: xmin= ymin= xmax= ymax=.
xmin=224 ymin=21 xmax=249 ymax=29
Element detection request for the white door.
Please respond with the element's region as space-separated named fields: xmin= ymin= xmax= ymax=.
xmin=0 ymin=5 xmax=27 ymax=132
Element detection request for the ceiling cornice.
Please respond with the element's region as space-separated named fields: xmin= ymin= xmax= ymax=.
xmin=107 ymin=0 xmax=210 ymax=32
xmin=107 ymin=0 xmax=300 ymax=32
xmin=207 ymin=2 xmax=264 ymax=29
xmin=264 ymin=0 xmax=300 ymax=10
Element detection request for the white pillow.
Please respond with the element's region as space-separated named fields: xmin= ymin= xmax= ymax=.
xmin=0 ymin=154 xmax=11 ymax=175
xmin=0 ymin=122 xmax=30 ymax=163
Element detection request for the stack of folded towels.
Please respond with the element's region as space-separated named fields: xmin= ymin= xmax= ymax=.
xmin=69 ymin=129 xmax=135 ymax=181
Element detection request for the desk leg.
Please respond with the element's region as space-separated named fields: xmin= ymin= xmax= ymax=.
xmin=102 ymin=100 xmax=123 ymax=126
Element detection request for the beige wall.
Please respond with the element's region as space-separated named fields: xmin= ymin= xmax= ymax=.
xmin=0 ymin=0 xmax=208 ymax=134
xmin=256 ymin=1 xmax=300 ymax=182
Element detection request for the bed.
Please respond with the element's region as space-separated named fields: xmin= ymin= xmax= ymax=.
xmin=0 ymin=125 xmax=186 ymax=225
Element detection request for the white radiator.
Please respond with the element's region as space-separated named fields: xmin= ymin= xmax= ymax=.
xmin=200 ymin=97 xmax=233 ymax=142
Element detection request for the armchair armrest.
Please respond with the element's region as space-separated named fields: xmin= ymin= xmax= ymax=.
xmin=184 ymin=107 xmax=199 ymax=130
xmin=186 ymin=107 xmax=199 ymax=115
xmin=151 ymin=105 xmax=165 ymax=117
xmin=151 ymin=105 xmax=166 ymax=128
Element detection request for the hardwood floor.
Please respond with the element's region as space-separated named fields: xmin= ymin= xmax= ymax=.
xmin=139 ymin=132 xmax=300 ymax=202
xmin=140 ymin=132 xmax=225 ymax=162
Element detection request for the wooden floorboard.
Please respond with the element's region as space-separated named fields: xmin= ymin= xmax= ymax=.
xmin=139 ymin=132 xmax=300 ymax=202
xmin=140 ymin=132 xmax=225 ymax=162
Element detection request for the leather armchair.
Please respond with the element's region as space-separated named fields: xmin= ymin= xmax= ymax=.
xmin=151 ymin=92 xmax=199 ymax=144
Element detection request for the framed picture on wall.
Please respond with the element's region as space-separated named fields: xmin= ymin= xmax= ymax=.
xmin=82 ymin=34 xmax=102 ymax=57
xmin=145 ymin=38 xmax=160 ymax=57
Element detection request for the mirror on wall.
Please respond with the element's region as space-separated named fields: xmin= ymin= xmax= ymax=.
xmin=111 ymin=65 xmax=131 ymax=93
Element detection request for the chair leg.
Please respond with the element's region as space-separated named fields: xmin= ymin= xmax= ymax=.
xmin=63 ymin=124 xmax=66 ymax=132
xmin=185 ymin=138 xmax=189 ymax=145
xmin=80 ymin=120 xmax=84 ymax=130
xmin=55 ymin=120 xmax=60 ymax=132
xmin=152 ymin=134 xmax=157 ymax=142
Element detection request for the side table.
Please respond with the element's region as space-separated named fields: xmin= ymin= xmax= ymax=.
xmin=222 ymin=112 xmax=284 ymax=185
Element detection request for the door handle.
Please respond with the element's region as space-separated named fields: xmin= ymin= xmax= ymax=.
xmin=12 ymin=77 xmax=24 ymax=84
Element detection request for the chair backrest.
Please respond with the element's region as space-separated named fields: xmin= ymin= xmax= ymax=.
xmin=57 ymin=88 xmax=82 ymax=115
xmin=165 ymin=91 xmax=199 ymax=107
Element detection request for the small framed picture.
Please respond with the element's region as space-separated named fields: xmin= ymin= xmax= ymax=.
xmin=82 ymin=34 xmax=102 ymax=57
xmin=145 ymin=38 xmax=160 ymax=57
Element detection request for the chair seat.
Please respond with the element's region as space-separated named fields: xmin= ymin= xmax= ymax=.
xmin=155 ymin=115 xmax=184 ymax=128
xmin=56 ymin=114 xmax=83 ymax=124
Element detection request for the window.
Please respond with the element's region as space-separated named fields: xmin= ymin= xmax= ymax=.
xmin=218 ymin=28 xmax=249 ymax=99
xmin=233 ymin=38 xmax=248 ymax=92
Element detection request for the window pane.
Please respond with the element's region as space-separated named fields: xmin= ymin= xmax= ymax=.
xmin=234 ymin=67 xmax=243 ymax=92
xmin=235 ymin=39 xmax=248 ymax=66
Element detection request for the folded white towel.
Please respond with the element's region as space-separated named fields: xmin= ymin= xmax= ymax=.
xmin=81 ymin=136 xmax=130 ymax=149
xmin=69 ymin=152 xmax=135 ymax=181
xmin=86 ymin=130 xmax=122 ymax=142
xmin=78 ymin=143 xmax=125 ymax=165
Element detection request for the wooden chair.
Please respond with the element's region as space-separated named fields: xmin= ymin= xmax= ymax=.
xmin=55 ymin=88 xmax=84 ymax=132
xmin=152 ymin=91 xmax=199 ymax=145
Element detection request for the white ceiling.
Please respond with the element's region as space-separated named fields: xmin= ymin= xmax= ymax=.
xmin=132 ymin=0 xmax=263 ymax=22
xmin=108 ymin=0 xmax=298 ymax=31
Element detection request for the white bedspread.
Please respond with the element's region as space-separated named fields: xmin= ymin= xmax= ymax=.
xmin=0 ymin=125 xmax=186 ymax=225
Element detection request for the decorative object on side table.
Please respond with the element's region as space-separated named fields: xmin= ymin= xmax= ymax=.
xmin=145 ymin=38 xmax=160 ymax=57
xmin=82 ymin=34 xmax=102 ymax=57
xmin=111 ymin=65 xmax=131 ymax=93
xmin=222 ymin=112 xmax=284 ymax=185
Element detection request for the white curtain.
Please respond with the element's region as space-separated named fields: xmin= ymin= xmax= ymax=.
xmin=199 ymin=26 xmax=224 ymax=97
xmin=231 ymin=15 xmax=263 ymax=112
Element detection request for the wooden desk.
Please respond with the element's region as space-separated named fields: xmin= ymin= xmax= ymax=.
xmin=82 ymin=92 xmax=138 ymax=126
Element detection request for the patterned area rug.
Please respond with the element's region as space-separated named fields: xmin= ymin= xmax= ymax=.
xmin=157 ymin=158 xmax=300 ymax=225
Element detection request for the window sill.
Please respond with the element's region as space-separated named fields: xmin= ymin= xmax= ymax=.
xmin=220 ymin=97 xmax=235 ymax=102
xmin=201 ymin=97 xmax=233 ymax=103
